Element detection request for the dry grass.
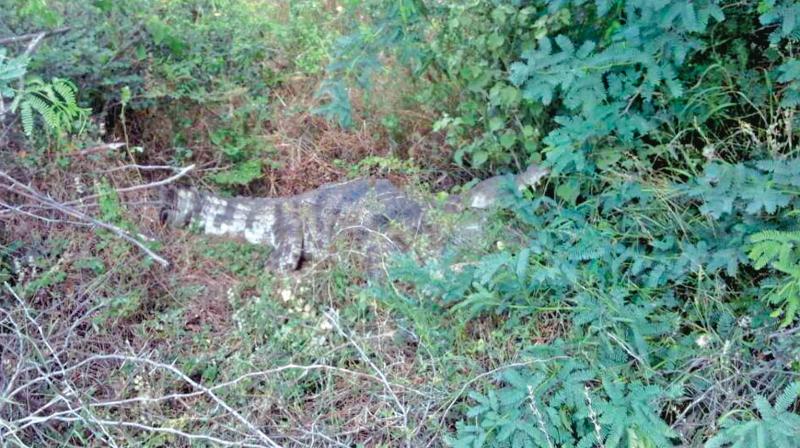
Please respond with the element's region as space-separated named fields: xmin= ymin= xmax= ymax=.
xmin=0 ymin=114 xmax=435 ymax=448
xmin=262 ymin=80 xmax=394 ymax=195
xmin=116 ymin=61 xmax=458 ymax=199
xmin=0 ymin=39 xmax=510 ymax=445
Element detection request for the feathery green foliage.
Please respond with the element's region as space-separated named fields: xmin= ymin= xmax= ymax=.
xmin=749 ymin=229 xmax=800 ymax=325
xmin=1 ymin=41 xmax=88 ymax=140
xmin=331 ymin=0 xmax=800 ymax=445
xmin=446 ymin=360 xmax=680 ymax=448
xmin=12 ymin=77 xmax=88 ymax=137
xmin=2 ymin=0 xmax=800 ymax=446
xmin=705 ymin=382 xmax=800 ymax=448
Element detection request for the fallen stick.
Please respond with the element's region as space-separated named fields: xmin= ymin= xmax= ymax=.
xmin=0 ymin=27 xmax=71 ymax=46
xmin=0 ymin=164 xmax=194 ymax=218
xmin=0 ymin=170 xmax=171 ymax=267
xmin=61 ymin=164 xmax=195 ymax=207
xmin=70 ymin=142 xmax=126 ymax=158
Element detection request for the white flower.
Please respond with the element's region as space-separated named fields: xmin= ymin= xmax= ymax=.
xmin=695 ymin=334 xmax=710 ymax=348
xmin=73 ymin=176 xmax=85 ymax=195
xmin=280 ymin=288 xmax=293 ymax=302
xmin=702 ymin=145 xmax=716 ymax=160
xmin=737 ymin=316 xmax=751 ymax=328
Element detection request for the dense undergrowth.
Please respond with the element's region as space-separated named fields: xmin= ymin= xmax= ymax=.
xmin=1 ymin=0 xmax=800 ymax=447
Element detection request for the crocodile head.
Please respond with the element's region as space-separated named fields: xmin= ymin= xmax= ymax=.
xmin=515 ymin=164 xmax=549 ymax=188
xmin=159 ymin=186 xmax=200 ymax=227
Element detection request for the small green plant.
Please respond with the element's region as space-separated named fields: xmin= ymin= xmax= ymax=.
xmin=705 ymin=382 xmax=800 ymax=448
xmin=12 ymin=77 xmax=89 ymax=137
xmin=0 ymin=47 xmax=28 ymax=96
xmin=749 ymin=229 xmax=800 ymax=326
xmin=210 ymin=159 xmax=264 ymax=186
xmin=205 ymin=119 xmax=273 ymax=188
xmin=448 ymin=361 xmax=679 ymax=448
xmin=96 ymin=179 xmax=129 ymax=228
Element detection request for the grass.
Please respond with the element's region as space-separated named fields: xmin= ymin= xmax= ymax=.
xmin=0 ymin=142 xmax=551 ymax=446
xmin=0 ymin=3 xmax=466 ymax=443
xmin=2 ymin=0 xmax=799 ymax=446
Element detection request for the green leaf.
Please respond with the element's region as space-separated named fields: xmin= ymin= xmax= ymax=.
xmin=472 ymin=150 xmax=489 ymax=167
xmin=516 ymin=248 xmax=531 ymax=280
xmin=488 ymin=116 xmax=505 ymax=132
xmin=210 ymin=159 xmax=263 ymax=186
xmin=556 ymin=179 xmax=580 ymax=205
xmin=499 ymin=132 xmax=516 ymax=149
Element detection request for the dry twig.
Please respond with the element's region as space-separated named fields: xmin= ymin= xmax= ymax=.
xmin=0 ymin=28 xmax=70 ymax=46
xmin=0 ymin=170 xmax=171 ymax=267
xmin=323 ymin=309 xmax=410 ymax=446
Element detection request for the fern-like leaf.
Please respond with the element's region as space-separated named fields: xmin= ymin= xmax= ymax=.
xmin=775 ymin=383 xmax=800 ymax=412
xmin=19 ymin=101 xmax=33 ymax=137
xmin=26 ymin=95 xmax=60 ymax=131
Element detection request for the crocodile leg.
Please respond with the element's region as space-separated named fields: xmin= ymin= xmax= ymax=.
xmin=269 ymin=235 xmax=302 ymax=271
xmin=266 ymin=202 xmax=303 ymax=272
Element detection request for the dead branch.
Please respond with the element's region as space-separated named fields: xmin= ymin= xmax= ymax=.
xmin=0 ymin=284 xmax=275 ymax=447
xmin=70 ymin=142 xmax=126 ymax=157
xmin=63 ymin=164 xmax=195 ymax=206
xmin=0 ymin=163 xmax=194 ymax=217
xmin=323 ymin=309 xmax=409 ymax=446
xmin=0 ymin=27 xmax=70 ymax=46
xmin=0 ymin=170 xmax=170 ymax=267
xmin=46 ymin=164 xmax=195 ymax=210
xmin=0 ymin=199 xmax=89 ymax=226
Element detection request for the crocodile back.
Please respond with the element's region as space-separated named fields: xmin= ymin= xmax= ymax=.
xmin=159 ymin=178 xmax=428 ymax=272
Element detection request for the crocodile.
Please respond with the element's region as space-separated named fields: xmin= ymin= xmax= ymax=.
xmin=160 ymin=177 xmax=427 ymax=271
xmin=159 ymin=164 xmax=548 ymax=272
xmin=461 ymin=164 xmax=549 ymax=209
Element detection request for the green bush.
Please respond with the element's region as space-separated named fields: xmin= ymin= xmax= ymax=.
xmin=328 ymin=0 xmax=800 ymax=445
xmin=706 ymin=382 xmax=800 ymax=448
xmin=324 ymin=0 xmax=798 ymax=173
xmin=1 ymin=0 xmax=341 ymax=185
xmin=3 ymin=0 xmax=799 ymax=445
